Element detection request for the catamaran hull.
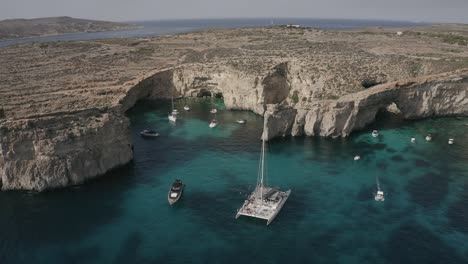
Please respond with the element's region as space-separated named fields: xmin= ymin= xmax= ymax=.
xmin=236 ymin=189 xmax=291 ymax=225
xmin=267 ymin=190 xmax=291 ymax=225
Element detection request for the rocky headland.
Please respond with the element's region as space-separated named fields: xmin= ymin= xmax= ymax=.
xmin=1 ymin=25 xmax=468 ymax=191
xmin=0 ymin=16 xmax=138 ymax=40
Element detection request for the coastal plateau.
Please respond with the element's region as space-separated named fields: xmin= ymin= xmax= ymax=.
xmin=1 ymin=24 xmax=468 ymax=190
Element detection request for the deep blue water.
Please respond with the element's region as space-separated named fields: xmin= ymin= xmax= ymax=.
xmin=1 ymin=98 xmax=467 ymax=263
xmin=0 ymin=18 xmax=427 ymax=47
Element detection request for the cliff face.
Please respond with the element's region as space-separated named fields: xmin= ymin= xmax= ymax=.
xmin=0 ymin=109 xmax=132 ymax=191
xmin=2 ymin=25 xmax=468 ymax=191
xmin=138 ymin=64 xmax=467 ymax=140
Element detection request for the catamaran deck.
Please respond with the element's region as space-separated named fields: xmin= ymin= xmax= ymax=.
xmin=236 ymin=186 xmax=291 ymax=225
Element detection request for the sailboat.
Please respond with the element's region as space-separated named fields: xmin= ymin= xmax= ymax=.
xmin=171 ymin=96 xmax=178 ymax=115
xmin=210 ymin=93 xmax=217 ymax=113
xmin=236 ymin=123 xmax=291 ymax=225
xmin=374 ymin=175 xmax=385 ymax=202
xmin=209 ymin=113 xmax=218 ymax=128
xmin=168 ymin=94 xmax=177 ymax=122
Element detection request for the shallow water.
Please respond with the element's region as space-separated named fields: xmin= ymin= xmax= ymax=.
xmin=1 ymin=98 xmax=467 ymax=264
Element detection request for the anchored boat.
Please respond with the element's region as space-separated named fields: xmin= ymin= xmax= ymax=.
xmin=168 ymin=179 xmax=185 ymax=205
xmin=168 ymin=92 xmax=177 ymax=122
xmin=372 ymin=130 xmax=379 ymax=137
xmin=236 ymin=119 xmax=247 ymax=124
xmin=374 ymin=175 xmax=385 ymax=202
xmin=236 ymin=123 xmax=291 ymax=225
xmin=425 ymin=134 xmax=432 ymax=141
xmin=140 ymin=129 xmax=159 ymax=137
xmin=209 ymin=119 xmax=218 ymax=128
xmin=168 ymin=113 xmax=177 ymax=122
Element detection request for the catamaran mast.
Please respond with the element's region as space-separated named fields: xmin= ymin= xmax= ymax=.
xmin=259 ymin=122 xmax=267 ymax=201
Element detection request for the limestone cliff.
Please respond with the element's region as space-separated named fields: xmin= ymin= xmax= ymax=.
xmin=0 ymin=109 xmax=132 ymax=191
xmin=2 ymin=25 xmax=468 ymax=191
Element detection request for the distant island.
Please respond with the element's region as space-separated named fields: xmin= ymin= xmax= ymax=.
xmin=0 ymin=16 xmax=138 ymax=40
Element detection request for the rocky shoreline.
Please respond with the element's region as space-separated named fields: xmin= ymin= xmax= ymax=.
xmin=1 ymin=25 xmax=468 ymax=191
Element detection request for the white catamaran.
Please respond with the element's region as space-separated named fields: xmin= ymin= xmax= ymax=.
xmin=236 ymin=124 xmax=291 ymax=225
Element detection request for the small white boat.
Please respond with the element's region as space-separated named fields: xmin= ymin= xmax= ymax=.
xmin=183 ymin=105 xmax=190 ymax=111
xmin=210 ymin=108 xmax=217 ymax=114
xmin=236 ymin=119 xmax=247 ymax=124
xmin=140 ymin=129 xmax=159 ymax=137
xmin=354 ymin=155 xmax=361 ymax=161
xmin=425 ymin=134 xmax=432 ymax=141
xmin=372 ymin=130 xmax=379 ymax=138
xmin=209 ymin=119 xmax=218 ymax=128
xmin=168 ymin=113 xmax=177 ymax=122
xmin=374 ymin=175 xmax=384 ymax=202
xmin=448 ymin=138 xmax=454 ymax=145
xmin=375 ymin=190 xmax=385 ymax=202
xmin=171 ymin=109 xmax=179 ymax=115
xmin=411 ymin=138 xmax=416 ymax=143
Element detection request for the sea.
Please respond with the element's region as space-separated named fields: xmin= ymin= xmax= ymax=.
xmin=1 ymin=98 xmax=467 ymax=264
xmin=0 ymin=18 xmax=426 ymax=48
xmin=1 ymin=19 xmax=467 ymax=264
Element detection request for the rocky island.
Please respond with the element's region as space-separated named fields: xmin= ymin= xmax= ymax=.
xmin=0 ymin=16 xmax=137 ymax=40
xmin=1 ymin=24 xmax=467 ymax=191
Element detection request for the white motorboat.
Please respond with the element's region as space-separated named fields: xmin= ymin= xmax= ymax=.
xmin=183 ymin=105 xmax=190 ymax=111
xmin=354 ymin=155 xmax=361 ymax=161
xmin=448 ymin=138 xmax=454 ymax=145
xmin=140 ymin=129 xmax=159 ymax=137
xmin=236 ymin=119 xmax=247 ymax=124
xmin=411 ymin=138 xmax=416 ymax=143
xmin=168 ymin=113 xmax=177 ymax=122
xmin=210 ymin=108 xmax=217 ymax=114
xmin=425 ymin=134 xmax=432 ymax=141
xmin=372 ymin=130 xmax=379 ymax=138
xmin=236 ymin=122 xmax=291 ymax=225
xmin=209 ymin=119 xmax=218 ymax=128
xmin=375 ymin=190 xmax=385 ymax=202
xmin=171 ymin=109 xmax=179 ymax=115
xmin=168 ymin=179 xmax=185 ymax=205
xmin=374 ymin=175 xmax=384 ymax=202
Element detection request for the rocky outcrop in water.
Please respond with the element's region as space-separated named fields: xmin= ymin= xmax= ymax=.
xmin=145 ymin=64 xmax=468 ymax=140
xmin=268 ymin=71 xmax=468 ymax=139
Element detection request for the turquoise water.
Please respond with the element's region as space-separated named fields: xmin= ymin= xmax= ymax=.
xmin=1 ymin=98 xmax=467 ymax=264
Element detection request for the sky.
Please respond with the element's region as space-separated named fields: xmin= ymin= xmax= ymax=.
xmin=1 ymin=0 xmax=468 ymax=23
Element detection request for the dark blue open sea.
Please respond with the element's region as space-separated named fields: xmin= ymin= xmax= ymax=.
xmin=0 ymin=18 xmax=427 ymax=47
xmin=1 ymin=98 xmax=467 ymax=263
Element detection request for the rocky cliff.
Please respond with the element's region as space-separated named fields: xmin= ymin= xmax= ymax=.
xmin=1 ymin=25 xmax=468 ymax=191
xmin=0 ymin=109 xmax=132 ymax=191
xmin=130 ymin=64 xmax=468 ymax=140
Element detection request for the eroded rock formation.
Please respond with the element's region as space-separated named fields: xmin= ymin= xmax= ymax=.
xmin=1 ymin=25 xmax=468 ymax=190
xmin=0 ymin=109 xmax=132 ymax=191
